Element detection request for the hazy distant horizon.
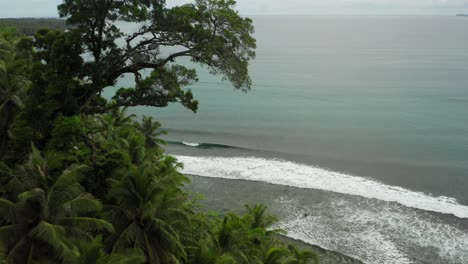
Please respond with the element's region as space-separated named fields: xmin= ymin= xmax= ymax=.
xmin=1 ymin=0 xmax=468 ymax=18
xmin=1 ymin=12 xmax=468 ymax=19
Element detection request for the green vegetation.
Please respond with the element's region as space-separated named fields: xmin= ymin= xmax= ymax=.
xmin=0 ymin=0 xmax=319 ymax=263
xmin=0 ymin=18 xmax=68 ymax=36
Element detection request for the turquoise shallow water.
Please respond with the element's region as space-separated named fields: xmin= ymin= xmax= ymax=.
xmin=108 ymin=16 xmax=468 ymax=263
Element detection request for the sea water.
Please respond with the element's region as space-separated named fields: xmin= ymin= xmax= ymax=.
xmin=110 ymin=16 xmax=468 ymax=263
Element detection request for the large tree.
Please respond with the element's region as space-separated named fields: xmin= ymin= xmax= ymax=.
xmin=56 ymin=0 xmax=256 ymax=114
xmin=12 ymin=0 xmax=255 ymax=151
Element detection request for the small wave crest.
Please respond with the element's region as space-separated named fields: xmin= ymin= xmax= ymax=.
xmin=182 ymin=142 xmax=201 ymax=147
xmin=168 ymin=140 xmax=243 ymax=149
xmin=175 ymin=155 xmax=468 ymax=219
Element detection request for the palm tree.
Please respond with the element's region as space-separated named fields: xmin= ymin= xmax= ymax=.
xmin=215 ymin=212 xmax=276 ymax=264
xmin=260 ymin=247 xmax=289 ymax=264
xmin=122 ymin=134 xmax=146 ymax=165
xmin=189 ymin=238 xmax=226 ymax=264
xmin=75 ymin=236 xmax=146 ymax=264
xmin=192 ymin=203 xmax=286 ymax=264
xmin=16 ymin=144 xmax=70 ymax=191
xmin=104 ymin=159 xmax=191 ymax=263
xmin=245 ymin=204 xmax=278 ymax=230
xmin=284 ymin=245 xmax=319 ymax=264
xmin=135 ymin=116 xmax=167 ymax=149
xmin=108 ymin=107 xmax=136 ymax=127
xmin=105 ymin=133 xmax=146 ymax=165
xmin=244 ymin=204 xmax=284 ymax=248
xmin=95 ymin=106 xmax=136 ymax=141
xmin=98 ymin=106 xmax=136 ymax=129
xmin=0 ymin=30 xmax=31 ymax=158
xmin=0 ymin=165 xmax=113 ymax=263
xmin=0 ymin=161 xmax=23 ymax=202
xmin=217 ymin=214 xmax=249 ymax=254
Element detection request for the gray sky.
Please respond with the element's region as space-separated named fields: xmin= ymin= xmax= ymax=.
xmin=1 ymin=0 xmax=468 ymax=18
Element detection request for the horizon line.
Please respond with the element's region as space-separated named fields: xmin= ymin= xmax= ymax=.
xmin=0 ymin=13 xmax=465 ymax=19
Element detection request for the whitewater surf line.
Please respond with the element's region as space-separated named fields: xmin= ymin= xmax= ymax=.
xmin=175 ymin=155 xmax=468 ymax=219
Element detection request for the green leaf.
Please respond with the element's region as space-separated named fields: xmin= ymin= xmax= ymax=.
xmin=59 ymin=217 xmax=114 ymax=233
xmin=31 ymin=221 xmax=78 ymax=260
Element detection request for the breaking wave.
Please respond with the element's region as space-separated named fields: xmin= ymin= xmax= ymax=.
xmin=175 ymin=155 xmax=468 ymax=218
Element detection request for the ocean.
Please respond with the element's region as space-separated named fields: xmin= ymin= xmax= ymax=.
xmin=109 ymin=16 xmax=468 ymax=264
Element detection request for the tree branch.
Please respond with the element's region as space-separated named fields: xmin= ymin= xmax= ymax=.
xmin=160 ymin=49 xmax=192 ymax=65
xmin=108 ymin=49 xmax=192 ymax=80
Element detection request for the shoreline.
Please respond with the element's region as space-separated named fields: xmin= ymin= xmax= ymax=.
xmin=275 ymin=234 xmax=364 ymax=264
xmin=185 ymin=174 xmax=363 ymax=263
xmin=184 ymin=173 xmax=468 ymax=263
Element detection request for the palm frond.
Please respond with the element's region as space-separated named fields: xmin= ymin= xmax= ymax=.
xmin=5 ymin=236 xmax=29 ymax=263
xmin=65 ymin=194 xmax=103 ymax=216
xmin=102 ymin=204 xmax=133 ymax=223
xmin=111 ymin=222 xmax=141 ymax=253
xmin=59 ymin=217 xmax=114 ymax=233
xmin=30 ymin=221 xmax=78 ymax=260
xmin=1 ymin=175 xmax=24 ymax=201
xmin=98 ymin=251 xmax=147 ymax=264
xmin=286 ymin=245 xmax=319 ymax=264
xmin=263 ymin=247 xmax=288 ymax=264
xmin=0 ymin=224 xmax=22 ymax=243
xmin=47 ymin=165 xmax=86 ymax=213
xmin=0 ymin=198 xmax=16 ymax=222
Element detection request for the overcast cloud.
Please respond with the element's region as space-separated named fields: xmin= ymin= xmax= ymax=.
xmin=1 ymin=0 xmax=468 ymax=18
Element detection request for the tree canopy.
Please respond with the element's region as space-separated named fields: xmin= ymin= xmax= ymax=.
xmin=7 ymin=0 xmax=256 ymax=154
xmin=0 ymin=18 xmax=68 ymax=36
xmin=56 ymin=0 xmax=256 ymax=113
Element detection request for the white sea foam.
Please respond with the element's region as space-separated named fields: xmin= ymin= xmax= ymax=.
xmin=175 ymin=155 xmax=468 ymax=218
xmin=274 ymin=196 xmax=468 ymax=264
xmin=181 ymin=142 xmax=201 ymax=147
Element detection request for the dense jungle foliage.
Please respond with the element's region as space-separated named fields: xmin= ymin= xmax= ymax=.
xmin=0 ymin=0 xmax=318 ymax=263
xmin=0 ymin=18 xmax=68 ymax=36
